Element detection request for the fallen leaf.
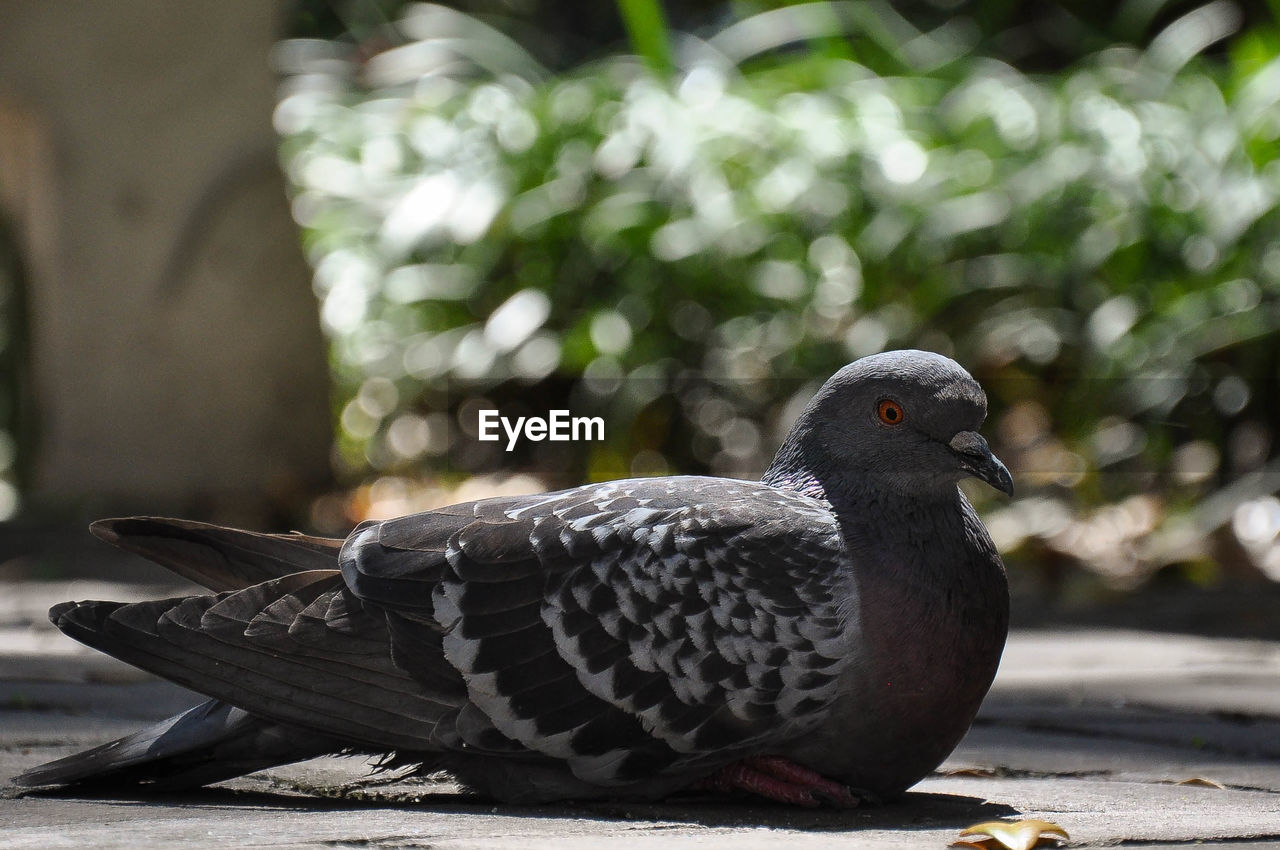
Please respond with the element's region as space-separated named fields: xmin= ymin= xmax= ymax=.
xmin=952 ymin=819 xmax=1070 ymax=850
xmin=1176 ymin=777 xmax=1226 ymax=789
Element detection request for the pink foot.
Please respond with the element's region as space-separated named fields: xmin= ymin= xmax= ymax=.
xmin=694 ymin=755 xmax=866 ymax=808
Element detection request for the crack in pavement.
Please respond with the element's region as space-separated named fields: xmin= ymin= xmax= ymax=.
xmin=317 ymin=837 xmax=437 ymax=849
xmin=1111 ymin=835 xmax=1280 ymax=846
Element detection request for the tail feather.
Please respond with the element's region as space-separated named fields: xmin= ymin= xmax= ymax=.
xmin=91 ymin=517 xmax=343 ymax=592
xmin=13 ymin=698 xmax=336 ymax=790
xmin=14 ymin=521 xmax=358 ymax=790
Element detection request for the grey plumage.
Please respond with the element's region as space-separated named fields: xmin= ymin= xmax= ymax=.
xmin=14 ymin=350 xmax=1011 ymax=804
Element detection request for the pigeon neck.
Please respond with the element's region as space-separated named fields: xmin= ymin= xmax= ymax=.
xmin=761 ymin=427 xmax=831 ymax=500
xmin=764 ymin=455 xmax=949 ymax=513
xmin=761 ymin=394 xmax=871 ymax=505
xmin=761 ymin=437 xmax=869 ymax=510
xmin=762 ymin=423 xmax=960 ymax=513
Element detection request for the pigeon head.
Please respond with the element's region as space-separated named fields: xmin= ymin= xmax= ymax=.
xmin=767 ymin=350 xmax=1013 ymax=500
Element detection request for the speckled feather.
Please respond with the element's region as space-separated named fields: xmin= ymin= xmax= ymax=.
xmin=341 ymin=477 xmax=852 ymax=787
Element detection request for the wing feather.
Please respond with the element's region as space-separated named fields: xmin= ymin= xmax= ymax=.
xmin=341 ymin=475 xmax=855 ymax=786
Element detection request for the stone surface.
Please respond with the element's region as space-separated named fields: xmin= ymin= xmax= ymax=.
xmin=2 ymin=580 xmax=1279 ymax=848
xmin=0 ymin=2 xmax=331 ymax=522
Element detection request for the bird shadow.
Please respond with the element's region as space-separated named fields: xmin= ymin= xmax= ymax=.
xmin=12 ymin=783 xmax=1019 ymax=832
xmin=563 ymin=791 xmax=1022 ymax=832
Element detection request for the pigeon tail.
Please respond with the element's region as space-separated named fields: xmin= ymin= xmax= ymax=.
xmin=91 ymin=517 xmax=343 ymax=592
xmin=13 ymin=697 xmax=333 ymax=790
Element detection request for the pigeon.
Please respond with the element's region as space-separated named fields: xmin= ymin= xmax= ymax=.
xmin=14 ymin=349 xmax=1013 ymax=807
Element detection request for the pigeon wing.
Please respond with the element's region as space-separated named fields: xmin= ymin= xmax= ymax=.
xmin=342 ymin=476 xmax=855 ymax=786
xmin=48 ymin=571 xmax=468 ymax=753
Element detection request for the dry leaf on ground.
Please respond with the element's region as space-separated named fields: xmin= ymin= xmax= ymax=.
xmin=951 ymin=819 xmax=1070 ymax=850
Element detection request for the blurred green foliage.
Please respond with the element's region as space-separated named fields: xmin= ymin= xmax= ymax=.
xmin=279 ymin=1 xmax=1280 ymax=586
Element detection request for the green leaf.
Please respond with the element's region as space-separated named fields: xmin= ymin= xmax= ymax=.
xmin=617 ymin=0 xmax=674 ymax=77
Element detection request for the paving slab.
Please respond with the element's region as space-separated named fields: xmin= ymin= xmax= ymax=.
xmin=2 ymin=581 xmax=1278 ymax=848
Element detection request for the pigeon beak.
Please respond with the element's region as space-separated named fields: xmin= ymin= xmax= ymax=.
xmin=948 ymin=431 xmax=1014 ymax=497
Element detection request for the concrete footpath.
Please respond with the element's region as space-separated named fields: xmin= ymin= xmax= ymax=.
xmin=2 ymin=580 xmax=1278 ymax=849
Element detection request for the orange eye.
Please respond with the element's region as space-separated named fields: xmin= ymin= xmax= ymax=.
xmin=877 ymin=399 xmax=904 ymax=425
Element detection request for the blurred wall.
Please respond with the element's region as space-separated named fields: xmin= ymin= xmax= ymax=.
xmin=0 ymin=0 xmax=331 ymax=526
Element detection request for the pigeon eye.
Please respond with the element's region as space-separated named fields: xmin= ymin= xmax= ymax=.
xmin=876 ymin=399 xmax=905 ymax=426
